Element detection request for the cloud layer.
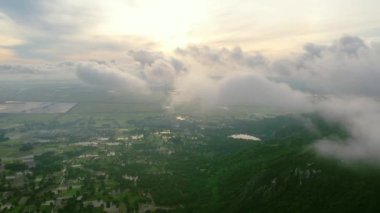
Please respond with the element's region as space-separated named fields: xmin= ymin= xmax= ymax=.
xmin=271 ymin=36 xmax=380 ymax=98
xmin=76 ymin=62 xmax=149 ymax=94
xmin=315 ymin=98 xmax=380 ymax=161
xmin=1 ymin=35 xmax=380 ymax=161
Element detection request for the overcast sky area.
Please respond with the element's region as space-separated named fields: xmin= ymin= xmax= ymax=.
xmin=1 ymin=0 xmax=380 ymax=161
xmin=1 ymin=0 xmax=380 ymax=61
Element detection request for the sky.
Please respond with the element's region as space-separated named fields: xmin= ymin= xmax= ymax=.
xmin=1 ymin=0 xmax=380 ymax=62
xmin=1 ymin=1 xmax=380 ymax=162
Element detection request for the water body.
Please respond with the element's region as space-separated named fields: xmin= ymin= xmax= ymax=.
xmin=0 ymin=101 xmax=76 ymax=113
xmin=229 ymin=134 xmax=261 ymax=141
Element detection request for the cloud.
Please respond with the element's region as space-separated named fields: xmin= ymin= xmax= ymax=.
xmin=143 ymin=59 xmax=177 ymax=88
xmin=2 ymin=34 xmax=380 ymax=162
xmin=169 ymin=45 xmax=309 ymax=111
xmin=169 ymin=37 xmax=380 ymax=162
xmin=0 ymin=64 xmax=44 ymax=74
xmin=169 ymin=72 xmax=219 ymax=108
xmin=127 ymin=50 xmax=186 ymax=88
xmin=0 ymin=1 xmax=158 ymax=61
xmin=176 ymin=45 xmax=266 ymax=69
xmin=0 ymin=12 xmax=24 ymax=47
xmin=216 ymin=73 xmax=311 ymax=110
xmin=128 ymin=49 xmax=186 ymax=72
xmin=315 ymin=97 xmax=380 ymax=161
xmin=170 ymin=72 xmax=311 ymax=111
xmin=271 ymin=36 xmax=380 ymax=98
xmin=262 ymin=36 xmax=380 ymax=162
xmin=128 ymin=50 xmax=164 ymax=65
xmin=0 ymin=0 xmax=97 ymax=35
xmin=0 ymin=63 xmax=76 ymax=80
xmin=76 ymin=62 xmax=149 ymax=94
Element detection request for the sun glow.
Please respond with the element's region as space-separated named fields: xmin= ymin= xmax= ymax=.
xmin=97 ymin=0 xmax=211 ymax=49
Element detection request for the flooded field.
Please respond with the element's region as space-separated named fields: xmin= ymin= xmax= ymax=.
xmin=0 ymin=101 xmax=76 ymax=114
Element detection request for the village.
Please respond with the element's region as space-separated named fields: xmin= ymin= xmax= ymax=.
xmin=0 ymin=114 xmax=217 ymax=212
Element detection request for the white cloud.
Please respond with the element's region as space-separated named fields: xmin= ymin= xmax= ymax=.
xmin=176 ymin=45 xmax=266 ymax=69
xmin=143 ymin=59 xmax=177 ymax=88
xmin=217 ymin=73 xmax=311 ymax=110
xmin=169 ymin=72 xmax=218 ymax=108
xmin=169 ymin=71 xmax=311 ymax=112
xmin=315 ymin=97 xmax=380 ymax=161
xmin=271 ymin=36 xmax=380 ymax=98
xmin=76 ymin=62 xmax=149 ymax=94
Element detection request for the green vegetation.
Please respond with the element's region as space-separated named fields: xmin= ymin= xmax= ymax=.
xmin=4 ymin=162 xmax=28 ymax=172
xmin=0 ymin=81 xmax=379 ymax=212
